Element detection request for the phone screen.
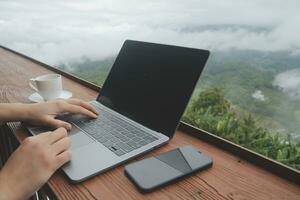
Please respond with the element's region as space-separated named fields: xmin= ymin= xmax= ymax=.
xmin=155 ymin=148 xmax=195 ymax=174
xmin=125 ymin=145 xmax=213 ymax=192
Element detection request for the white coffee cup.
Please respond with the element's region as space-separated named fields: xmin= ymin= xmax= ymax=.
xmin=29 ymin=74 xmax=63 ymax=101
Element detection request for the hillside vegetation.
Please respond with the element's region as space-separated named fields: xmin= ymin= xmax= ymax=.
xmin=183 ymin=88 xmax=300 ymax=170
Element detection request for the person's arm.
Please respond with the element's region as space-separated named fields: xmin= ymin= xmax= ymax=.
xmin=0 ymin=128 xmax=70 ymax=200
xmin=0 ymin=103 xmax=30 ymax=122
xmin=0 ymin=98 xmax=98 ymax=200
xmin=0 ymin=98 xmax=98 ymax=130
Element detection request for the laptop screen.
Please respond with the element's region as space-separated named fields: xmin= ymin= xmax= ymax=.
xmin=97 ymin=40 xmax=209 ymax=138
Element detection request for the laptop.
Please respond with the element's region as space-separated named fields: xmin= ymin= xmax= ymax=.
xmin=26 ymin=40 xmax=210 ymax=182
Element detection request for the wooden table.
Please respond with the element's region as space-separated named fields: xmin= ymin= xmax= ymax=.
xmin=0 ymin=46 xmax=299 ymax=200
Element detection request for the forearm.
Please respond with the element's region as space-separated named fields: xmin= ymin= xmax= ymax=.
xmin=0 ymin=171 xmax=19 ymax=200
xmin=0 ymin=103 xmax=30 ymax=122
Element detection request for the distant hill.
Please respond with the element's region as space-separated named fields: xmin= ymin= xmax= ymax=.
xmin=58 ymin=56 xmax=116 ymax=85
xmin=198 ymin=50 xmax=300 ymax=140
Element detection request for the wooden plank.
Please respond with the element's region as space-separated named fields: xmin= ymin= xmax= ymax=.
xmin=0 ymin=46 xmax=300 ymax=200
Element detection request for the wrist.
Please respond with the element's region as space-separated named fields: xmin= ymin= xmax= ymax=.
xmin=19 ymin=103 xmax=34 ymax=122
xmin=14 ymin=103 xmax=32 ymax=122
xmin=0 ymin=103 xmax=31 ymax=122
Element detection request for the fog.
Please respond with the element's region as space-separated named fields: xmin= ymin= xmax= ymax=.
xmin=252 ymin=90 xmax=266 ymax=101
xmin=0 ymin=0 xmax=300 ymax=65
xmin=273 ymin=69 xmax=300 ymax=100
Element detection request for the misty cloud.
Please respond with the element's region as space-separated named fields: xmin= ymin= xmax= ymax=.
xmin=252 ymin=90 xmax=266 ymax=101
xmin=273 ymin=69 xmax=300 ymax=99
xmin=0 ymin=0 xmax=300 ymax=65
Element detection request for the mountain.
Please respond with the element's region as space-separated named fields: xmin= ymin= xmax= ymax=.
xmin=58 ymin=56 xmax=116 ymax=85
xmin=197 ymin=50 xmax=300 ymax=140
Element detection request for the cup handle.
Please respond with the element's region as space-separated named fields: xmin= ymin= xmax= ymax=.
xmin=29 ymin=78 xmax=38 ymax=92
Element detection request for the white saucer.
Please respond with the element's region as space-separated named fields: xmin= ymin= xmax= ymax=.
xmin=29 ymin=90 xmax=73 ymax=103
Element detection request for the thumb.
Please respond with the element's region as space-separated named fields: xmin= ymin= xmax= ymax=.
xmin=44 ymin=117 xmax=72 ymax=130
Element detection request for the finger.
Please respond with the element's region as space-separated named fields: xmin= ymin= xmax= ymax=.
xmin=63 ymin=104 xmax=98 ymax=118
xmin=22 ymin=132 xmax=51 ymax=145
xmin=35 ymin=131 xmax=52 ymax=139
xmin=55 ymin=150 xmax=72 ymax=170
xmin=49 ymin=127 xmax=68 ymax=144
xmin=66 ymin=99 xmax=98 ymax=115
xmin=44 ymin=117 xmax=72 ymax=131
xmin=52 ymin=136 xmax=71 ymax=155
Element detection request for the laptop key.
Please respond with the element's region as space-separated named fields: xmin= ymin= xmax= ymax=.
xmin=121 ymin=131 xmax=131 ymax=136
xmin=139 ymin=140 xmax=148 ymax=146
xmin=115 ymin=134 xmax=125 ymax=139
xmin=102 ymin=140 xmax=114 ymax=148
xmin=116 ymin=127 xmax=123 ymax=132
xmin=143 ymin=136 xmax=156 ymax=143
xmin=126 ymin=133 xmax=135 ymax=138
xmin=109 ymin=145 xmax=118 ymax=151
xmin=88 ymin=131 xmax=98 ymax=136
xmin=133 ymin=141 xmax=143 ymax=148
xmin=110 ymin=137 xmax=120 ymax=143
xmin=108 ymin=145 xmax=125 ymax=156
xmin=133 ymin=131 xmax=144 ymax=137
xmin=126 ymin=125 xmax=137 ymax=132
xmin=114 ymin=149 xmax=125 ymax=156
xmin=111 ymin=131 xmax=119 ymax=136
xmin=149 ymin=135 xmax=158 ymax=139
xmin=117 ymin=142 xmax=133 ymax=152
xmin=101 ymin=132 xmax=111 ymax=137
xmin=131 ymin=137 xmax=142 ymax=142
xmin=120 ymin=136 xmax=129 ymax=142
xmin=127 ymin=141 xmax=139 ymax=149
xmin=105 ymin=134 xmax=114 ymax=139
xmin=96 ymin=137 xmax=108 ymax=143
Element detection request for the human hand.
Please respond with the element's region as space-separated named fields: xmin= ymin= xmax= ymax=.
xmin=0 ymin=128 xmax=71 ymax=200
xmin=25 ymin=98 xmax=98 ymax=130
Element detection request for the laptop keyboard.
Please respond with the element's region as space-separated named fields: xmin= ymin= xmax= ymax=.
xmin=72 ymin=103 xmax=158 ymax=156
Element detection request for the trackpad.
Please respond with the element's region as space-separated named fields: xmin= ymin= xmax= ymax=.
xmin=69 ymin=127 xmax=94 ymax=150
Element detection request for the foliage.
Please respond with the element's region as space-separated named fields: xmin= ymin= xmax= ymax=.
xmin=182 ymin=88 xmax=300 ymax=170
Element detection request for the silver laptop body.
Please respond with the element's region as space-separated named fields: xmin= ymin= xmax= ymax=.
xmin=26 ymin=40 xmax=210 ymax=182
xmin=27 ymin=100 xmax=169 ymax=182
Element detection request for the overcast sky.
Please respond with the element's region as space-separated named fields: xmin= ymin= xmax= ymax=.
xmin=0 ymin=0 xmax=299 ymax=65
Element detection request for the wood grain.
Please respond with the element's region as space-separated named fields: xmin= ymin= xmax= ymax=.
xmin=0 ymin=46 xmax=300 ymax=200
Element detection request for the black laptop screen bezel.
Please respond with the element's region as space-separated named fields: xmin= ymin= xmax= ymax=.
xmin=96 ymin=40 xmax=210 ymax=138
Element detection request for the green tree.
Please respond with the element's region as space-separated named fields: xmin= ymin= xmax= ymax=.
xmin=191 ymin=88 xmax=230 ymax=116
xmin=183 ymin=87 xmax=300 ymax=170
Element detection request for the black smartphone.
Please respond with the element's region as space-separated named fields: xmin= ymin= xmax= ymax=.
xmin=124 ymin=145 xmax=213 ymax=192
